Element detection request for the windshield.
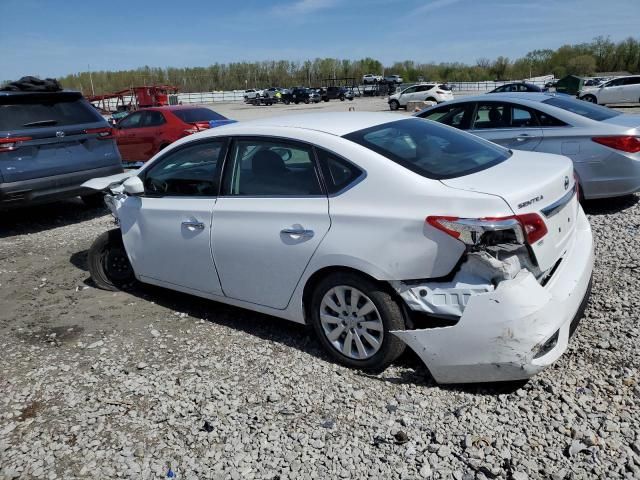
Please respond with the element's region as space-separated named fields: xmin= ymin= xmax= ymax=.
xmin=343 ymin=118 xmax=511 ymax=179
xmin=542 ymin=96 xmax=620 ymax=121
xmin=171 ymin=108 xmax=227 ymax=123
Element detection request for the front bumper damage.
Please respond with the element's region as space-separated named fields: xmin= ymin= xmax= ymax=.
xmin=391 ymin=208 xmax=594 ymax=384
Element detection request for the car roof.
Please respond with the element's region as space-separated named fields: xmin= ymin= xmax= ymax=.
xmin=206 ymin=112 xmax=410 ymax=136
xmin=434 ymin=92 xmax=558 ymax=103
xmin=141 ymin=105 xmax=212 ymax=112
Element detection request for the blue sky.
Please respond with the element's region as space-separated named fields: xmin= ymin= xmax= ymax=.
xmin=1 ymin=0 xmax=639 ymax=79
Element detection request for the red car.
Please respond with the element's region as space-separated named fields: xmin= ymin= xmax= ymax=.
xmin=114 ymin=105 xmax=234 ymax=163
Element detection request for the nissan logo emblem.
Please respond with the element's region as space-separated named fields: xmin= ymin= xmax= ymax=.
xmin=56 ymin=131 xmax=65 ymax=138
xmin=564 ymin=176 xmax=569 ymax=190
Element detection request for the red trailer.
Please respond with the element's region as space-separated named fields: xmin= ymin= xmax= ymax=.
xmin=88 ymin=85 xmax=179 ymax=114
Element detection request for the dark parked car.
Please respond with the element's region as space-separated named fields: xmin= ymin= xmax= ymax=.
xmin=281 ymin=88 xmax=321 ymax=105
xmin=321 ymin=86 xmax=354 ymax=102
xmin=0 ymin=88 xmax=123 ymax=209
xmin=488 ymin=82 xmax=545 ymax=93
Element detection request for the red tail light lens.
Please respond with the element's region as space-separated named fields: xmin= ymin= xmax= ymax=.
xmin=0 ymin=136 xmax=32 ymax=152
xmin=85 ymin=127 xmax=114 ymax=139
xmin=592 ymin=136 xmax=640 ymax=153
xmin=517 ymin=213 xmax=548 ymax=244
xmin=427 ymin=213 xmax=548 ymax=246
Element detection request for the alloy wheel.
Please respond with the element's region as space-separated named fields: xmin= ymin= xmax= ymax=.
xmin=319 ymin=286 xmax=384 ymax=360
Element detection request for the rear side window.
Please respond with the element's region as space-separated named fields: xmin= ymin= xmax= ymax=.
xmin=171 ymin=108 xmax=226 ymax=123
xmin=143 ymin=111 xmax=165 ymax=127
xmin=344 ymin=118 xmax=510 ymax=180
xmin=223 ymin=139 xmax=323 ymax=196
xmin=0 ymin=96 xmax=102 ymax=131
xmin=542 ymin=96 xmax=620 ymax=121
xmin=316 ymin=148 xmax=363 ymax=194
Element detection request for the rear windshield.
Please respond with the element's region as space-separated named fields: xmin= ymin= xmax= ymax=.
xmin=542 ymin=96 xmax=620 ymax=121
xmin=171 ymin=108 xmax=226 ymax=123
xmin=0 ymin=95 xmax=103 ymax=131
xmin=343 ymin=118 xmax=511 ymax=179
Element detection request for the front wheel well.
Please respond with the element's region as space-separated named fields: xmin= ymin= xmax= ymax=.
xmin=301 ymin=266 xmax=407 ymax=325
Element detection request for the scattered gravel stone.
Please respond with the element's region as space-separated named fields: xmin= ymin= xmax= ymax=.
xmin=1 ymin=183 xmax=639 ymax=479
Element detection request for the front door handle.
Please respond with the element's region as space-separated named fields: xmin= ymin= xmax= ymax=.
xmin=281 ymin=227 xmax=314 ymax=238
xmin=516 ymin=133 xmax=538 ymax=141
xmin=182 ymin=220 xmax=205 ymax=231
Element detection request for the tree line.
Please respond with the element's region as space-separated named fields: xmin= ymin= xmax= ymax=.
xmin=46 ymin=36 xmax=640 ymax=95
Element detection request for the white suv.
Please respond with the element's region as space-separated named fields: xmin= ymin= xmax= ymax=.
xmin=579 ymin=76 xmax=640 ymax=105
xmin=362 ymin=74 xmax=383 ymax=84
xmin=388 ymin=83 xmax=454 ymax=110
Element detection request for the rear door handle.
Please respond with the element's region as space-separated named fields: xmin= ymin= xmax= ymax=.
xmin=182 ymin=220 xmax=205 ymax=231
xmin=281 ymin=227 xmax=314 ymax=238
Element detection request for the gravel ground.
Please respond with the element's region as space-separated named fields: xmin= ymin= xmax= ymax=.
xmin=1 ymin=103 xmax=640 ymax=479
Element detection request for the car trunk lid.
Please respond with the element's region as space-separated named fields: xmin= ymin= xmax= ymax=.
xmin=599 ymin=114 xmax=640 ymax=130
xmin=440 ymin=150 xmax=578 ymax=272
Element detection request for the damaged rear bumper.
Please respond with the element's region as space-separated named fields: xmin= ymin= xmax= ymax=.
xmin=391 ymin=208 xmax=594 ymax=384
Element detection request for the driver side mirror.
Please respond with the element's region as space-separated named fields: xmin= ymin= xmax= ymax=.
xmin=123 ymin=176 xmax=144 ymax=196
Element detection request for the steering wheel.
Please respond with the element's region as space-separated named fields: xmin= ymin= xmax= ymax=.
xmin=147 ymin=178 xmax=169 ymax=194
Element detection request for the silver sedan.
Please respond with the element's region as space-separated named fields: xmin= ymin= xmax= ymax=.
xmin=415 ymin=92 xmax=640 ymax=199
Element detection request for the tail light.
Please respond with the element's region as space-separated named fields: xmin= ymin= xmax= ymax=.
xmin=592 ymin=136 xmax=640 ymax=153
xmin=0 ymin=136 xmax=32 ymax=152
xmin=427 ymin=213 xmax=548 ymax=246
xmin=85 ymin=127 xmax=114 ymax=139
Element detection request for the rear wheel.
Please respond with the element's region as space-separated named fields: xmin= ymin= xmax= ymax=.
xmin=583 ymin=95 xmax=597 ymax=104
xmin=88 ymin=229 xmax=136 ymax=291
xmin=339 ymin=95 xmax=345 ymax=101
xmin=304 ymin=98 xmax=310 ymax=104
xmin=284 ymin=99 xmax=290 ymax=105
xmin=389 ymin=100 xmax=400 ymax=111
xmin=310 ymin=272 xmax=406 ymax=371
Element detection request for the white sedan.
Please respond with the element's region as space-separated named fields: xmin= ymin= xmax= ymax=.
xmin=83 ymin=113 xmax=593 ymax=384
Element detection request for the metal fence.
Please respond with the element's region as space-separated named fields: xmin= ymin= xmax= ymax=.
xmin=92 ymin=78 xmax=556 ymax=109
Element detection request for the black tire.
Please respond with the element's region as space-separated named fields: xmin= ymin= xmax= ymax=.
xmin=284 ymin=99 xmax=290 ymax=105
xmin=88 ymin=229 xmax=136 ymax=291
xmin=582 ymin=95 xmax=597 ymax=104
xmin=309 ymin=272 xmax=406 ymax=371
xmin=348 ymin=97 xmax=354 ymax=101
xmin=389 ymin=99 xmax=400 ymax=111
xmin=294 ymin=100 xmax=299 ymax=105
xmin=324 ymin=98 xmax=329 ymax=102
xmin=339 ymin=95 xmax=345 ymax=101
xmin=304 ymin=98 xmax=310 ymax=104
xmin=81 ymin=193 xmax=105 ymax=208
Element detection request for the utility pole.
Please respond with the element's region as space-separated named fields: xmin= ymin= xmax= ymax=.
xmin=88 ymin=64 xmax=95 ymax=96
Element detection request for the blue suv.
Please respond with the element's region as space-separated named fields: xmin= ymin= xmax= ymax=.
xmin=0 ymin=84 xmax=123 ymax=209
